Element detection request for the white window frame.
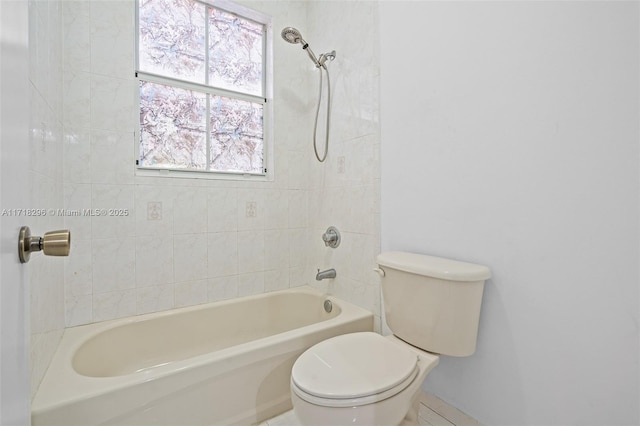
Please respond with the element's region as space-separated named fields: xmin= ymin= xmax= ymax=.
xmin=134 ymin=0 xmax=274 ymax=181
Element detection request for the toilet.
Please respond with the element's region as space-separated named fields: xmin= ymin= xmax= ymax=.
xmin=290 ymin=251 xmax=491 ymax=426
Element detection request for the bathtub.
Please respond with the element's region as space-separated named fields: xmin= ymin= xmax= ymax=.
xmin=32 ymin=286 xmax=373 ymax=426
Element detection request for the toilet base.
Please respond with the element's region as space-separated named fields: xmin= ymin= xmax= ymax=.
xmin=399 ymin=391 xmax=421 ymax=426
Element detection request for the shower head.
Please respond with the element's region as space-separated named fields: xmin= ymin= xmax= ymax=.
xmin=281 ymin=27 xmax=306 ymax=46
xmin=281 ymin=26 xmax=320 ymax=66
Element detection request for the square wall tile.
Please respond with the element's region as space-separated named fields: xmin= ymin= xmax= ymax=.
xmin=175 ymin=279 xmax=208 ymax=307
xmin=265 ymin=269 xmax=289 ymax=292
xmin=135 ymin=236 xmax=174 ymax=287
xmin=208 ymin=276 xmax=238 ymax=302
xmin=174 ymin=233 xmax=208 ymax=282
xmin=135 ymin=184 xmax=174 ymax=236
xmin=136 ymin=284 xmax=174 ymax=315
xmin=63 ymin=0 xmax=91 ymax=72
xmin=237 ymin=188 xmax=265 ymax=231
xmin=208 ymin=187 xmax=238 ymax=232
xmin=90 ymin=0 xmax=134 ymax=79
xmin=92 ymin=237 xmax=136 ymax=294
xmin=93 ymin=289 xmax=136 ymax=322
xmin=208 ymin=232 xmax=238 ymax=277
xmin=174 ymin=187 xmax=207 ymax=234
xmin=91 ymin=129 xmax=134 ymax=185
xmin=238 ymin=272 xmax=264 ymax=297
xmin=63 ymin=127 xmax=91 ymax=184
xmin=238 ymin=230 xmax=265 ymax=273
xmin=91 ymin=184 xmax=136 ymax=238
xmin=90 ymin=74 xmax=134 ymax=132
xmin=264 ymin=229 xmax=289 ymax=271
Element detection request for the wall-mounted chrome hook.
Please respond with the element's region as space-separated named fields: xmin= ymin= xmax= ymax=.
xmin=322 ymin=226 xmax=340 ymax=248
xmin=19 ymin=226 xmax=71 ymax=263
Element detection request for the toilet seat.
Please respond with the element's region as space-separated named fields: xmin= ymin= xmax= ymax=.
xmin=291 ymin=332 xmax=419 ymax=408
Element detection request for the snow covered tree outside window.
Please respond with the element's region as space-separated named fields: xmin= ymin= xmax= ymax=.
xmin=137 ymin=0 xmax=269 ymax=175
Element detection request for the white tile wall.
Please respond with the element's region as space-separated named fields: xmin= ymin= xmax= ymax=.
xmin=59 ymin=0 xmax=381 ymax=334
xmin=306 ymin=0 xmax=382 ymax=326
xmin=30 ymin=0 xmax=66 ymax=397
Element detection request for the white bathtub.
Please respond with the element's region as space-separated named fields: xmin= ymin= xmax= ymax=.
xmin=32 ymin=286 xmax=373 ymax=426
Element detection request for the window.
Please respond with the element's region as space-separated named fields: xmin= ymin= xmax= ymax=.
xmin=136 ymin=0 xmax=271 ymax=177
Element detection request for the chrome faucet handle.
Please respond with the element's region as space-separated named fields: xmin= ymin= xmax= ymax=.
xmin=322 ymin=226 xmax=340 ymax=248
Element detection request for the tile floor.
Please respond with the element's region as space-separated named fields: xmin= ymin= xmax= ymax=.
xmin=260 ymin=392 xmax=480 ymax=426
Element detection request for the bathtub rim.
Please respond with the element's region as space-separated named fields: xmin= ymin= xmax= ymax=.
xmin=32 ymin=285 xmax=373 ymax=417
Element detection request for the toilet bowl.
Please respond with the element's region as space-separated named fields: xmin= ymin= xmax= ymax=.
xmin=290 ymin=332 xmax=439 ymax=426
xmin=290 ymin=252 xmax=491 ymax=426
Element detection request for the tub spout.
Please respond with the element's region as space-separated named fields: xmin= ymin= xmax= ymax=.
xmin=316 ymin=268 xmax=336 ymax=281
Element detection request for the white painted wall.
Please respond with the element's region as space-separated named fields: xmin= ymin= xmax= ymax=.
xmin=380 ymin=1 xmax=639 ymax=425
xmin=1 ymin=1 xmax=32 ymax=422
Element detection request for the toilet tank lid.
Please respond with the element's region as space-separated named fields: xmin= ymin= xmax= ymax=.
xmin=377 ymin=252 xmax=491 ymax=282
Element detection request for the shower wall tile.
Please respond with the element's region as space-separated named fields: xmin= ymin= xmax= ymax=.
xmin=135 ymin=236 xmax=174 ymax=287
xmin=288 ymin=190 xmax=308 ymax=229
xmin=208 ymin=188 xmax=238 ymax=232
xmin=289 ymin=267 xmax=307 ymax=289
xmin=265 ymin=269 xmax=290 ymax=292
xmin=63 ymin=70 xmax=91 ymax=129
xmin=90 ymin=74 xmax=134 ymax=131
xmin=65 ymin=293 xmax=93 ymax=327
xmin=65 ymin=238 xmax=94 ymax=326
xmin=93 ymin=289 xmax=137 ymax=322
xmin=208 ymin=276 xmax=239 ymax=302
xmin=64 ymin=128 xmax=92 ymax=183
xmin=289 ymin=228 xmax=308 ymax=268
xmin=264 ymin=189 xmax=289 ymax=230
xmin=174 ymin=187 xmax=208 ymax=234
xmin=65 ymin=238 xmax=92 ymax=297
xmin=135 ymin=184 xmax=175 ymax=236
xmin=306 ymin=0 xmax=381 ymax=315
xmin=175 ymin=279 xmax=208 ymax=307
xmin=264 ymin=229 xmax=290 ymax=271
xmin=61 ymin=0 xmax=379 ymax=327
xmin=287 ymin=150 xmax=308 ymax=190
xmin=91 ymin=184 xmax=136 ymax=238
xmin=63 ymin=1 xmax=90 ymax=72
xmin=30 ymin=0 xmax=65 ymax=397
xmin=208 ymin=232 xmax=238 ymax=277
xmin=136 ymin=284 xmax=174 ymax=315
xmin=90 ymin=0 xmax=134 ymax=79
xmin=238 ymin=272 xmax=265 ymax=297
xmin=92 ymin=237 xmax=136 ymax=294
xmin=238 ymin=230 xmax=265 ymax=274
xmin=237 ymin=188 xmax=265 ymax=231
xmin=174 ymin=233 xmax=208 ymax=282
xmin=63 ymin=183 xmax=91 ymax=240
xmin=91 ymin=129 xmax=135 ymax=185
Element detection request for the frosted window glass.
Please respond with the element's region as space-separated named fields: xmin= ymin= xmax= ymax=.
xmin=209 ymin=8 xmax=263 ymax=96
xmin=210 ymin=95 xmax=263 ymax=173
xmin=139 ymin=0 xmax=206 ymax=83
xmin=139 ymin=81 xmax=207 ymax=169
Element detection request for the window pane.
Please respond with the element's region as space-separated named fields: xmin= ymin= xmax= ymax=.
xmin=209 ymin=8 xmax=263 ymax=96
xmin=210 ymin=95 xmax=264 ymax=173
xmin=139 ymin=0 xmax=206 ymax=84
xmin=139 ymin=81 xmax=207 ymax=170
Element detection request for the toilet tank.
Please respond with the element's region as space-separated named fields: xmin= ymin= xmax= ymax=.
xmin=377 ymin=252 xmax=491 ymax=357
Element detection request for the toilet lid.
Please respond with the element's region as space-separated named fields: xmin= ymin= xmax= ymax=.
xmin=291 ymin=332 xmax=418 ymax=400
